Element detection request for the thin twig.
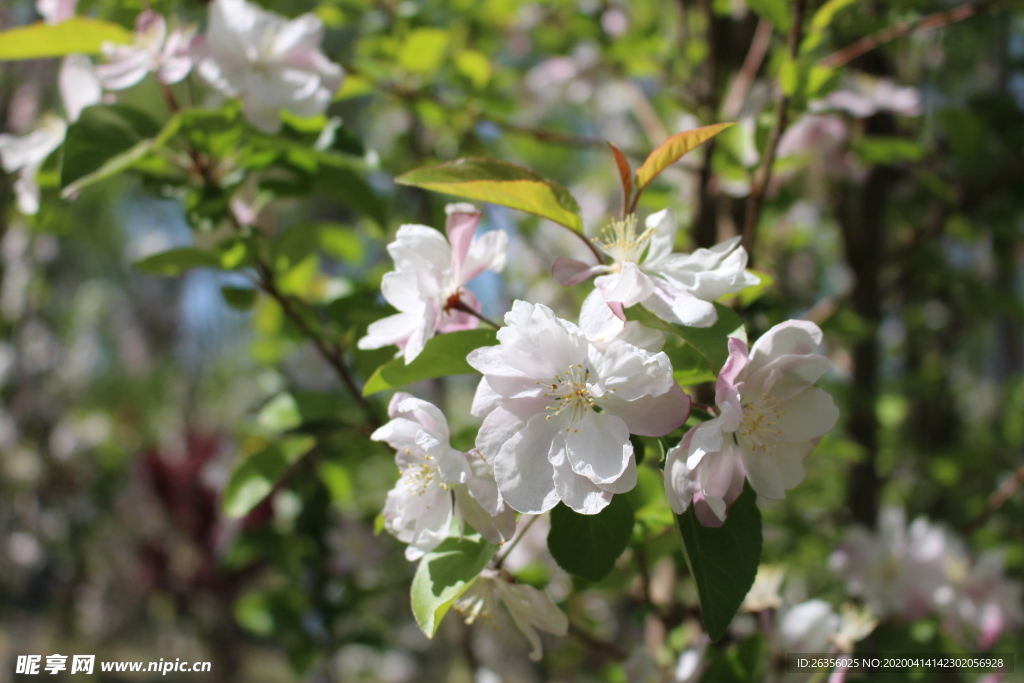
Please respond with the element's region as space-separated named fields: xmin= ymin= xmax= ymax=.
xmin=451 ymin=300 xmax=501 ymax=330
xmin=818 ymin=0 xmax=1003 ymax=69
xmin=567 ymin=622 xmax=629 ymax=661
xmin=721 ymin=18 xmax=774 ymax=120
xmin=493 ymin=514 xmax=540 ymax=570
xmin=741 ymin=0 xmax=807 ymax=264
xmin=256 ymin=260 xmax=380 ymax=429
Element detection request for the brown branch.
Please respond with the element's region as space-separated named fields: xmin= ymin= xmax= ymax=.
xmin=721 ymin=18 xmax=774 ymax=120
xmin=567 ymin=622 xmax=629 ymax=661
xmin=819 ymin=0 xmax=1003 ymax=69
xmin=255 ymin=260 xmax=380 ymax=429
xmin=741 ymin=0 xmax=807 ymax=265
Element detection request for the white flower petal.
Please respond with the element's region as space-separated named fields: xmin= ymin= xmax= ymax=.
xmin=602 ymin=383 xmax=690 ymax=437
xmin=564 ymin=411 xmax=631 ymax=484
xmin=493 ymin=414 xmax=561 ymax=514
xmin=590 ymin=339 xmax=674 ymax=401
xmin=59 ymin=54 xmax=102 ymax=123
xmin=774 ymin=387 xmax=840 ymax=442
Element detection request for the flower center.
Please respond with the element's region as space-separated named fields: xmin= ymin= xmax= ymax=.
xmin=595 ymin=214 xmax=655 ymax=264
xmin=403 ymin=456 xmax=445 ymax=495
xmin=737 ymin=394 xmax=785 ymax=453
xmin=542 ymin=364 xmax=598 ymax=429
xmin=453 ymin=578 xmax=499 ymax=628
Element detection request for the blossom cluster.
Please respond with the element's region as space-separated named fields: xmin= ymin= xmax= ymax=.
xmin=1 ymin=0 xmax=343 ymax=215
xmin=831 ymin=506 xmax=1024 ymax=647
xmin=364 ymin=199 xmax=840 ymax=655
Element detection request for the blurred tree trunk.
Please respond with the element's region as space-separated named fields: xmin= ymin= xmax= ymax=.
xmin=839 ymin=120 xmax=894 ymax=527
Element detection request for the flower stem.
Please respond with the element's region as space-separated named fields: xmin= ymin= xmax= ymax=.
xmin=451 ymin=299 xmax=502 ymax=330
xmin=493 ymin=514 xmax=539 ymax=570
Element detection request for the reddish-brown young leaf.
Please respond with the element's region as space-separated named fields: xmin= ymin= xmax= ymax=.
xmin=607 ymin=141 xmax=633 ymax=215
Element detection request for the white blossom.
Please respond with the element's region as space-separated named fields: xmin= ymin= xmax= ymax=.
xmin=454 ymin=569 xmax=568 ymax=661
xmin=97 ymin=11 xmax=196 ymax=90
xmin=553 ymin=208 xmax=759 ymax=331
xmin=371 ymin=393 xmax=515 ymax=560
xmin=358 ymin=204 xmax=508 ymax=363
xmin=830 ymin=507 xmax=959 ymax=621
xmin=36 ymin=0 xmax=77 ymax=24
xmin=833 ymin=507 xmax=1023 ymax=645
xmin=779 ymin=599 xmax=839 ymax=653
xmin=664 ymin=320 xmax=839 ymax=525
xmin=0 ymin=55 xmax=100 ymax=215
xmin=196 ymin=0 xmax=343 ymax=133
xmin=469 ymin=300 xmax=690 ymax=515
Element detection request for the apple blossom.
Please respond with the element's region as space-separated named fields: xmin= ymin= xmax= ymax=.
xmin=664 ymin=320 xmax=839 ymax=525
xmin=36 ymin=0 xmax=77 ymax=24
xmin=196 ymin=0 xmax=343 ymax=133
xmin=939 ymin=550 xmax=1024 ymax=648
xmin=779 ymin=599 xmax=840 ymax=653
xmin=830 ymin=507 xmax=958 ymax=620
xmin=453 ymin=568 xmax=568 ymax=661
xmin=96 ymin=11 xmax=197 ymax=91
xmin=741 ymin=565 xmax=785 ymax=612
xmin=469 ymin=300 xmax=690 ymax=515
xmin=371 ymin=393 xmax=515 ymax=560
xmin=358 ymin=204 xmax=508 ymax=363
xmin=0 ymin=55 xmax=100 ymax=215
xmin=553 ymin=208 xmax=759 ymax=330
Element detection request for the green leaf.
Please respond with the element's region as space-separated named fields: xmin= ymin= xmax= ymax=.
xmin=398 ymin=28 xmax=450 ymax=74
xmin=61 ymin=104 xmax=163 ymax=191
xmin=315 ymin=164 xmax=387 ymax=227
xmin=676 ymin=482 xmax=762 ymax=642
xmin=801 ymin=0 xmax=857 ymax=53
xmin=744 ymin=0 xmax=791 ymax=33
xmin=362 ymin=329 xmax=498 ymax=396
xmin=854 ymin=136 xmax=925 ymax=166
xmin=626 ymin=303 xmax=746 ymax=372
xmin=0 ymin=18 xmax=131 ymax=60
xmin=411 ymin=535 xmax=499 ymax=637
xmin=547 ymin=495 xmax=634 ymax=582
xmin=666 ymin=342 xmax=718 ymax=386
xmin=222 ymin=436 xmax=316 ymax=518
xmin=455 ymin=49 xmax=493 ymax=88
xmin=133 ymin=248 xmax=222 ymax=276
xmin=221 ymin=286 xmax=259 ymax=310
xmin=396 ymin=158 xmax=583 ymax=232
xmin=635 ymin=124 xmax=734 ymax=192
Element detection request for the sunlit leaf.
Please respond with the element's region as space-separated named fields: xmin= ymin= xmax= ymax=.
xmin=411 ymin=535 xmax=498 ymax=637
xmin=0 ymin=18 xmax=131 ymax=61
xmin=676 ymin=482 xmax=762 ymax=642
xmin=455 ymin=49 xmax=492 ymax=88
xmin=222 ymin=436 xmax=316 ymax=518
xmin=363 ymin=329 xmax=497 ymax=395
xmin=744 ymin=0 xmax=791 ymax=33
xmin=396 ymin=158 xmax=583 ymax=231
xmin=61 ymin=104 xmax=164 ymax=192
xmin=626 ymin=303 xmax=746 ymax=372
xmin=399 ymin=28 xmax=450 ymax=74
xmin=635 ymin=123 xmax=734 ymax=192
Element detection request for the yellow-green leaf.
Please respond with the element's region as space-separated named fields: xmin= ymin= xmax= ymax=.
xmin=455 ymin=49 xmax=492 ymax=88
xmin=396 ymin=158 xmax=582 ymax=231
xmin=0 ymin=18 xmax=131 ymax=61
xmin=635 ymin=123 xmax=734 ymax=191
xmin=363 ymin=329 xmax=497 ymax=396
xmin=398 ymin=28 xmax=450 ymax=75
